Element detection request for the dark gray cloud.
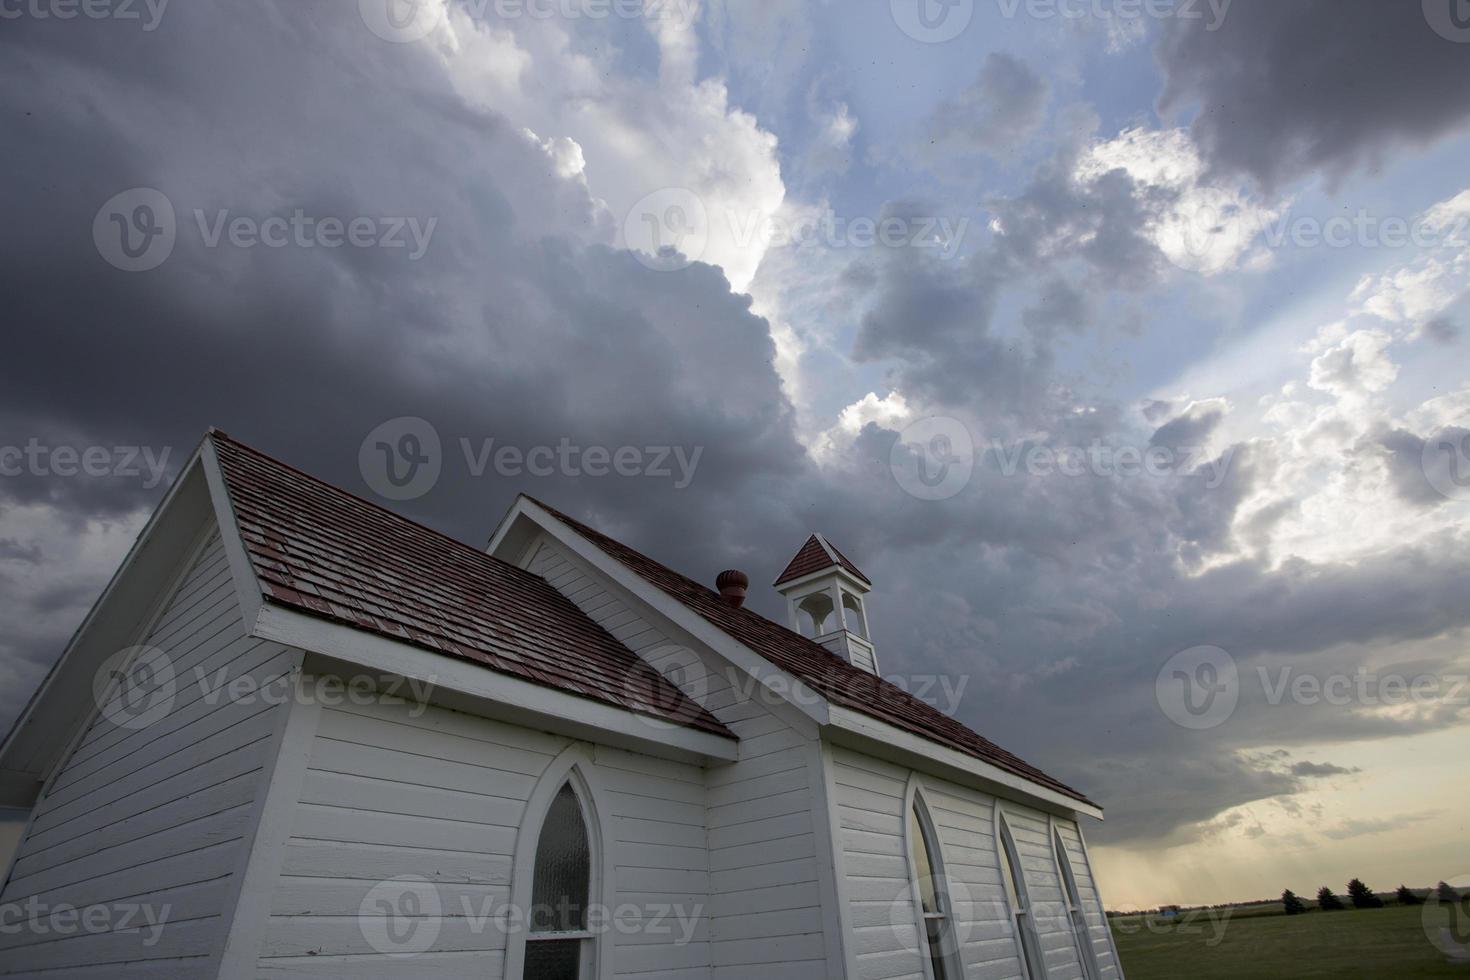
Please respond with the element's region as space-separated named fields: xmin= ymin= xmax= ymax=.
xmin=1157 ymin=1 xmax=1470 ymax=189
xmin=923 ymin=53 xmax=1049 ymax=163
xmin=1423 ymin=315 xmax=1460 ymax=345
xmin=2 ymin=2 xmax=1467 ymax=860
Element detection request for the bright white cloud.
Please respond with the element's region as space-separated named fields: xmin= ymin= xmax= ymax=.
xmin=1077 ymin=128 xmax=1285 ymax=276
xmin=440 ymin=2 xmax=785 ymax=292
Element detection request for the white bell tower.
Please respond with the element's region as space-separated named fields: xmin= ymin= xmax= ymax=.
xmin=773 ymin=533 xmax=877 ymax=674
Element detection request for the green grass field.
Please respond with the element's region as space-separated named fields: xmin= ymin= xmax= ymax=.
xmin=1112 ymin=904 xmax=1470 ymax=979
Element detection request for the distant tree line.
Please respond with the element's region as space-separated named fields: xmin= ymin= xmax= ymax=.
xmin=1278 ymin=879 xmax=1460 ymax=914
xmin=1108 ymin=880 xmax=1460 ymax=918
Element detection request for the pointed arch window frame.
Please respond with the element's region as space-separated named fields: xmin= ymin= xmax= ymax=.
xmin=995 ymin=807 xmax=1048 ymax=980
xmin=506 ymin=746 xmax=614 ymax=980
xmin=1048 ymin=819 xmax=1102 ymax=980
xmin=902 ymin=777 xmax=965 ymax=980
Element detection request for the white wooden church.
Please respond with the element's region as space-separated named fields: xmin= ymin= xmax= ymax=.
xmin=0 ymin=431 xmax=1122 ymax=980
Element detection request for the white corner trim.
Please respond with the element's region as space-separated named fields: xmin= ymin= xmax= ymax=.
xmin=1075 ymin=823 xmax=1126 ymax=979
xmin=506 ymin=498 xmax=833 ymax=727
xmin=199 ymin=438 xmax=264 ymax=633
xmin=809 ymin=740 xmax=859 ymax=980
xmin=214 ymin=663 xmax=319 ymax=979
xmin=826 ymin=706 xmax=1104 ymax=821
xmin=249 ymin=603 xmax=738 ymax=763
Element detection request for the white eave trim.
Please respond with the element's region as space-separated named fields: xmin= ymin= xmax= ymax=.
xmin=826 ymin=704 xmax=1104 ymax=821
xmin=249 ymin=603 xmax=739 ymax=764
xmin=199 ymin=438 xmax=265 ymax=634
xmin=493 ymin=497 xmax=833 ymax=727
xmin=773 ymin=563 xmax=871 ymax=595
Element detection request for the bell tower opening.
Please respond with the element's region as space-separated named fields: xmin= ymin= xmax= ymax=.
xmin=773 ymin=533 xmax=878 ymax=674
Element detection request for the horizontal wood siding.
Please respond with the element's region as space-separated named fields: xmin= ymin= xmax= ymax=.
xmin=830 ymin=747 xmax=1093 ymax=980
xmin=0 ymin=531 xmax=288 ymax=978
xmin=253 ymin=694 xmax=713 ymax=979
xmin=1001 ymin=809 xmax=1081 ymax=980
xmin=1053 ymin=822 xmax=1120 ymax=980
xmin=526 ymin=536 xmax=831 ymax=980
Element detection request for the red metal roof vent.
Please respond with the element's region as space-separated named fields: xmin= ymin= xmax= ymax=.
xmin=715 ymin=569 xmax=749 ymax=608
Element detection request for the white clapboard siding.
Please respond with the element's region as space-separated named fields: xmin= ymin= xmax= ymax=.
xmin=1001 ymin=809 xmax=1083 ymax=980
xmin=0 ymin=531 xmax=289 ymax=978
xmin=253 ymin=692 xmax=715 ymax=979
xmin=830 ymin=746 xmax=1092 ymax=980
xmin=1053 ymin=822 xmax=1121 ymax=980
xmin=526 ymin=536 xmax=832 ymax=980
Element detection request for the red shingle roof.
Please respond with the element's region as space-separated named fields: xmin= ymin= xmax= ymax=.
xmin=210 ymin=433 xmax=733 ymax=739
xmin=773 ymin=533 xmax=871 ymax=588
xmin=531 ymin=499 xmax=1096 ymax=808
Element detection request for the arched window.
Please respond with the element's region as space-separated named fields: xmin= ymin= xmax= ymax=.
xmin=997 ymin=811 xmax=1044 ymax=980
xmin=907 ymin=791 xmax=962 ymax=980
xmin=841 ymin=591 xmax=869 ymax=639
xmin=525 ymin=782 xmax=594 ymax=979
xmin=797 ymin=590 xmax=835 ymax=638
xmin=1053 ymin=827 xmax=1102 ymax=980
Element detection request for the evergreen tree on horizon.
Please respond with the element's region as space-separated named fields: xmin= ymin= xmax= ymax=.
xmin=1282 ymin=889 xmax=1307 ymax=915
xmin=1317 ymin=886 xmax=1345 ymax=911
xmin=1395 ymin=884 xmax=1423 ymax=905
xmin=1347 ymin=878 xmax=1383 ymax=909
xmin=1437 ymin=881 xmax=1461 ymax=903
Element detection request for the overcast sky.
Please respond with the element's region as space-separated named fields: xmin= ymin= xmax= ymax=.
xmin=2 ymin=0 xmax=1468 ymax=908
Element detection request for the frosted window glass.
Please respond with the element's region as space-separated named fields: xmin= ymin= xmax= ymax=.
xmin=530 ymin=784 xmax=590 ymax=934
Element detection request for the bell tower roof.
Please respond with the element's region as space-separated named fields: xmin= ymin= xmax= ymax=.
xmin=773 ymin=532 xmax=871 ymax=589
